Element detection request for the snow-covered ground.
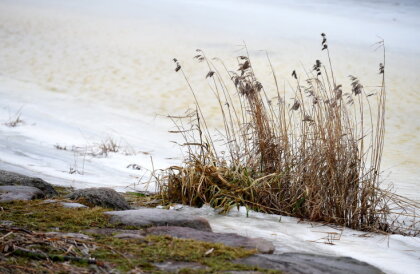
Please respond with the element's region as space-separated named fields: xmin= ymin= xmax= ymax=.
xmin=0 ymin=76 xmax=180 ymax=192
xmin=180 ymin=205 xmax=420 ymax=274
xmin=0 ymin=0 xmax=419 ymax=273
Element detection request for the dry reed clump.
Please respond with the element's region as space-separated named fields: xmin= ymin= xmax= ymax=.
xmin=4 ymin=108 xmax=23 ymax=127
xmin=158 ymin=36 xmax=419 ymax=235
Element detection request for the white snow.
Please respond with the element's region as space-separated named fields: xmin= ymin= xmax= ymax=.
xmin=178 ymin=205 xmax=420 ymax=274
xmin=0 ymin=76 xmax=181 ymax=191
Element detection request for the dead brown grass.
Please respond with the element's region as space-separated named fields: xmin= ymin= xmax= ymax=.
xmin=159 ymin=37 xmax=419 ymax=235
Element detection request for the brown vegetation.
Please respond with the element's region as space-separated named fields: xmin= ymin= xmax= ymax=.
xmin=158 ymin=36 xmax=419 ymax=235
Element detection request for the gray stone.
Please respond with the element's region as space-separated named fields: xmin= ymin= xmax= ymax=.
xmin=44 ymin=232 xmax=92 ymax=240
xmin=84 ymin=228 xmax=145 ymax=236
xmin=147 ymin=226 xmax=274 ymax=254
xmin=105 ymin=208 xmax=212 ymax=232
xmin=0 ymin=185 xmax=45 ymax=202
xmin=153 ymin=261 xmax=208 ymax=272
xmin=60 ymin=202 xmax=88 ymax=208
xmin=114 ymin=233 xmax=146 ymax=240
xmin=67 ymin=187 xmax=130 ymax=210
xmin=234 ymin=253 xmax=384 ymax=274
xmin=42 ymin=199 xmax=58 ymax=204
xmin=0 ymin=170 xmax=57 ymax=197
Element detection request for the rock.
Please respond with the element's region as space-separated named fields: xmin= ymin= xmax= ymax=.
xmin=105 ymin=208 xmax=212 ymax=232
xmin=114 ymin=233 xmax=146 ymax=240
xmin=67 ymin=187 xmax=130 ymax=210
xmin=44 ymin=232 xmax=92 ymax=240
xmin=42 ymin=200 xmax=88 ymax=208
xmin=60 ymin=202 xmax=88 ymax=208
xmin=147 ymin=226 xmax=274 ymax=254
xmin=153 ymin=261 xmax=208 ymax=272
xmin=0 ymin=185 xmax=45 ymax=202
xmin=84 ymin=228 xmax=145 ymax=236
xmin=254 ymin=240 xmax=275 ymax=254
xmin=234 ymin=253 xmax=384 ymax=274
xmin=42 ymin=199 xmax=58 ymax=204
xmin=0 ymin=170 xmax=57 ymax=197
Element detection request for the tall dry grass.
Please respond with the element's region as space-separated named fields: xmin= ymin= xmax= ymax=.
xmin=158 ymin=36 xmax=419 ymax=235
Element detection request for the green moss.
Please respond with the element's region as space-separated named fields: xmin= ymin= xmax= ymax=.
xmin=92 ymin=235 xmax=273 ymax=273
xmin=0 ymin=200 xmax=117 ymax=232
xmin=123 ymin=192 xmax=165 ymax=208
xmin=52 ymin=185 xmax=74 ymax=196
xmin=0 ymin=199 xmax=280 ymax=273
xmin=126 ymin=191 xmax=147 ymax=197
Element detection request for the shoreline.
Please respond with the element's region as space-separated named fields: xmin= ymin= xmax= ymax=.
xmin=0 ymin=169 xmax=415 ymax=273
xmin=0 ymin=164 xmax=419 ymax=273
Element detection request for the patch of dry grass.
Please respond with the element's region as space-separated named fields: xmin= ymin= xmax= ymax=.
xmin=4 ymin=108 xmax=23 ymax=127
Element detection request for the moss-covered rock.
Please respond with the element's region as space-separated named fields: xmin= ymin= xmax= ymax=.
xmin=67 ymin=187 xmax=130 ymax=210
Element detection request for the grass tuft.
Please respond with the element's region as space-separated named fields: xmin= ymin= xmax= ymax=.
xmin=159 ymin=37 xmax=419 ymax=235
